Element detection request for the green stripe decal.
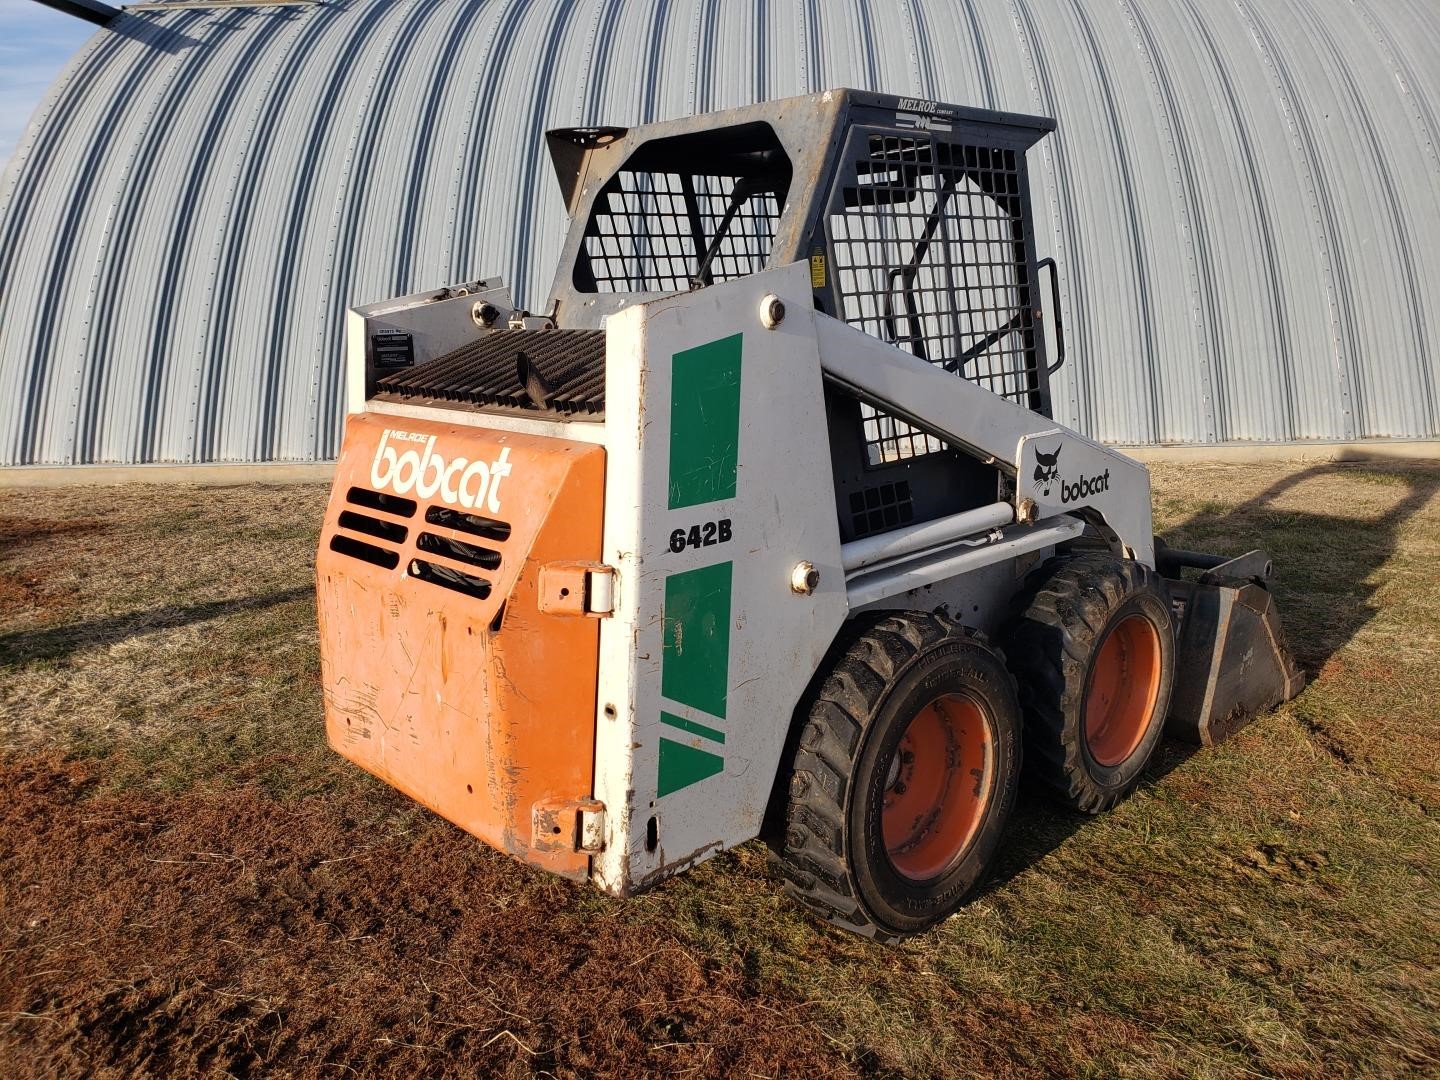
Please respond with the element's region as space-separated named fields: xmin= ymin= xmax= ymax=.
xmin=657 ymin=738 xmax=725 ymax=797
xmin=657 ymin=334 xmax=742 ymax=797
xmin=661 ymin=561 xmax=733 ymax=720
xmin=660 ymin=711 xmax=726 ymax=744
xmin=668 ymin=333 xmax=742 ymax=509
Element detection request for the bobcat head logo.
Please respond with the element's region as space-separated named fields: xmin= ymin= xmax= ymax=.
xmin=1033 ymin=444 xmax=1061 ymax=496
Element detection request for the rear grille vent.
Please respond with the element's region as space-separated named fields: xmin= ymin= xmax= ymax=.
xmin=408 ymin=559 xmax=492 ymax=600
xmin=850 ymin=480 xmax=914 ymax=539
xmin=425 ymin=506 xmax=511 ymax=541
xmin=416 ymin=532 xmax=502 ymax=570
xmin=331 ymin=485 xmax=510 ymax=605
xmin=329 ymin=486 xmax=416 ymax=569
xmin=347 ymin=486 xmax=416 ymax=517
xmin=408 ymin=511 xmax=508 ymax=598
xmin=338 ymin=510 xmax=407 ymax=544
xmin=375 ymin=329 xmax=606 ymax=415
xmin=330 ymin=534 xmax=400 ymax=569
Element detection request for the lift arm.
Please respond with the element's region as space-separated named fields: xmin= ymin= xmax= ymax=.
xmin=812 ymin=312 xmax=1154 ymax=566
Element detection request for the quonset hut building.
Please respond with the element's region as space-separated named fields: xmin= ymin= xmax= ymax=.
xmin=2 ymin=0 xmax=1438 ymax=468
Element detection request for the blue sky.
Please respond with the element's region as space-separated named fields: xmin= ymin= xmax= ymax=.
xmin=0 ymin=0 xmax=94 ymax=168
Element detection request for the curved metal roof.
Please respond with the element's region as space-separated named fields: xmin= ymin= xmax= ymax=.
xmin=2 ymin=0 xmax=1438 ymax=464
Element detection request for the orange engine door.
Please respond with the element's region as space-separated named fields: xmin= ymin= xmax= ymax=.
xmin=316 ymin=413 xmax=605 ymax=879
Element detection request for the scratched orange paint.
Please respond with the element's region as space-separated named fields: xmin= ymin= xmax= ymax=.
xmin=317 ymin=413 xmax=605 ymax=879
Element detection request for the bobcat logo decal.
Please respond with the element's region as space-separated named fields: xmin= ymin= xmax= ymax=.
xmin=1033 ymin=444 xmax=1061 ymax=497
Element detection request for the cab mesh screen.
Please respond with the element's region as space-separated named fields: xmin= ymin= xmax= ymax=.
xmin=580 ymin=171 xmax=781 ymax=293
xmin=830 ymin=134 xmax=1039 ymax=465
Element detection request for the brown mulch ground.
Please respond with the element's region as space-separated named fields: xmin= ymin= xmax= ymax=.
xmin=0 ymin=756 xmax=852 ymax=1079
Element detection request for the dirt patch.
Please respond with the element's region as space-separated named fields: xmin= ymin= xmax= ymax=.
xmin=0 ymin=515 xmax=96 ymax=623
xmin=0 ymin=756 xmax=857 ymax=1079
xmin=0 ymin=561 xmax=73 ymax=623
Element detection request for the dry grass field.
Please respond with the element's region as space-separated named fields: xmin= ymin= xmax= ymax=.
xmin=2 ymin=460 xmax=1438 ymax=1077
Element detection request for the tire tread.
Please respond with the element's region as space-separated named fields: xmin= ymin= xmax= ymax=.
xmin=1003 ymin=555 xmax=1173 ymax=814
xmin=774 ymin=612 xmax=1015 ymax=941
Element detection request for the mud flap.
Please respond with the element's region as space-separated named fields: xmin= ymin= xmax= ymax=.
xmin=1162 ymin=549 xmax=1305 ymax=747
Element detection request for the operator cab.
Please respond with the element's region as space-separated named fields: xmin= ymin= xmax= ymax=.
xmin=546 ymin=89 xmax=1060 ymax=542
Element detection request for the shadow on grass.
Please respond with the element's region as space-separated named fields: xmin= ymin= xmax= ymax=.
xmin=981 ymin=461 xmax=1440 ymax=895
xmin=1157 ymin=461 xmax=1440 ymax=671
xmin=0 ymin=587 xmax=314 ymax=667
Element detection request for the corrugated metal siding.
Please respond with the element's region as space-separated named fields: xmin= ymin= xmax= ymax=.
xmin=1 ymin=0 xmax=1438 ymax=464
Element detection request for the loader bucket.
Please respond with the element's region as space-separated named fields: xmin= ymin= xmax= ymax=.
xmin=1160 ymin=548 xmax=1305 ymax=747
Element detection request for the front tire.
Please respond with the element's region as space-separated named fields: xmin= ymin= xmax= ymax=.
xmin=1004 ymin=555 xmax=1175 ymax=814
xmin=773 ymin=613 xmax=1022 ymax=941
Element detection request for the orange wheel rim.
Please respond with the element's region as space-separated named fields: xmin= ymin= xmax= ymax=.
xmin=1084 ymin=613 xmax=1163 ymax=767
xmin=881 ymin=693 xmax=995 ymax=882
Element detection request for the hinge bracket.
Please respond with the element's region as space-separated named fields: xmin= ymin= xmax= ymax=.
xmin=538 ymin=562 xmax=616 ymax=616
xmin=532 ymin=798 xmax=606 ymax=853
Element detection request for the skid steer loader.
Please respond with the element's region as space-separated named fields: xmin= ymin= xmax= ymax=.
xmin=316 ymin=90 xmax=1302 ymax=940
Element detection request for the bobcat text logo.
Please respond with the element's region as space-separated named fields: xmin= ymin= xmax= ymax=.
xmin=1033 ymin=444 xmax=1061 ymax=496
xmin=1061 ymin=469 xmax=1111 ymax=504
xmin=370 ymin=429 xmax=513 ymax=513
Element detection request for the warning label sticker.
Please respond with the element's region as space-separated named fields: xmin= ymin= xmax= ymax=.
xmin=809 ymin=252 xmax=826 ymax=289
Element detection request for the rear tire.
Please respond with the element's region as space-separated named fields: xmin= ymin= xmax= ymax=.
xmin=773 ymin=613 xmax=1022 ymax=941
xmin=1004 ymin=555 xmax=1175 ymax=814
